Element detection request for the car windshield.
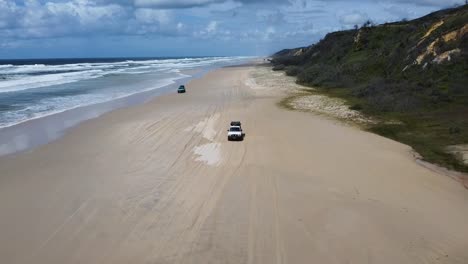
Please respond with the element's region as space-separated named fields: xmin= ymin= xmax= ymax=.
xmin=230 ymin=127 xmax=241 ymax=132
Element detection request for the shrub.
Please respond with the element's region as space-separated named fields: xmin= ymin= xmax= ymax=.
xmin=272 ymin=64 xmax=285 ymax=71
xmin=354 ymin=78 xmax=424 ymax=112
xmin=368 ymin=124 xmax=406 ymax=139
xmin=349 ymin=104 xmax=363 ymax=110
xmin=297 ymin=64 xmax=341 ymax=86
xmin=449 ymin=126 xmax=461 ymax=134
xmin=285 ymin=66 xmax=301 ymax=76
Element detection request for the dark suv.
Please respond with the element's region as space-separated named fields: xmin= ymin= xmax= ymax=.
xmin=177 ymin=85 xmax=186 ymax=93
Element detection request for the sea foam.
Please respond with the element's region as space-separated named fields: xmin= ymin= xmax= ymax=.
xmin=0 ymin=56 xmax=252 ymax=128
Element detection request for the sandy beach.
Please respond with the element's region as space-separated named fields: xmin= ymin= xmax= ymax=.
xmin=0 ymin=64 xmax=467 ymax=263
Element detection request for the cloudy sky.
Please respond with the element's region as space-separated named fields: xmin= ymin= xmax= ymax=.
xmin=0 ymin=0 xmax=464 ymax=59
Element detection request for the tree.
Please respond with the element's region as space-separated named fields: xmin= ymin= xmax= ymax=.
xmin=362 ymin=20 xmax=374 ymax=28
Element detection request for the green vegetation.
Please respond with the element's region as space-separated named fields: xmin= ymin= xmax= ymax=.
xmin=271 ymin=5 xmax=468 ymax=172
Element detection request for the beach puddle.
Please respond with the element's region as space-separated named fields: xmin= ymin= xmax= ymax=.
xmin=193 ymin=143 xmax=221 ymax=166
xmin=245 ymin=78 xmax=264 ymax=90
xmin=184 ymin=113 xmax=219 ymax=141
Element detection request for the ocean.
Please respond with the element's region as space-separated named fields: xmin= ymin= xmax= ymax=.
xmin=0 ymin=57 xmax=252 ymax=129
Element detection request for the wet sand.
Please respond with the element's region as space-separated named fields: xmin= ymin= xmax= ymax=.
xmin=0 ymin=65 xmax=467 ymax=263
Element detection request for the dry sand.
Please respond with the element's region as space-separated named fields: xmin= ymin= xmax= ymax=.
xmin=0 ymin=65 xmax=467 ymax=264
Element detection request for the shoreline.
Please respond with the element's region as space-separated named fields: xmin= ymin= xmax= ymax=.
xmin=0 ymin=64 xmax=240 ymax=157
xmin=0 ymin=79 xmax=178 ymax=157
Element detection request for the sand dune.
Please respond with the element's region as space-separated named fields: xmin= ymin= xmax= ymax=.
xmin=0 ymin=65 xmax=467 ymax=264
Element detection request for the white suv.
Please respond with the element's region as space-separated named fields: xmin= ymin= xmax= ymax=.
xmin=227 ymin=125 xmax=245 ymax=141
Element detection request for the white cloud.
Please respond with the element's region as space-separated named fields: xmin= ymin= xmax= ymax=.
xmin=0 ymin=0 xmax=20 ymax=29
xmin=0 ymin=0 xmax=185 ymax=39
xmin=206 ymin=21 xmax=218 ymax=32
xmin=256 ymin=10 xmax=285 ymax=24
xmin=0 ymin=0 xmax=464 ymax=56
xmin=177 ymin=22 xmax=184 ymax=30
xmin=339 ymin=11 xmax=369 ymax=26
xmin=0 ymin=0 xmax=130 ymax=38
xmin=390 ymin=0 xmax=462 ymax=7
xmin=134 ymin=0 xmax=224 ymax=8
xmin=134 ymin=8 xmax=171 ymax=24
xmin=193 ymin=20 xmax=233 ymax=40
